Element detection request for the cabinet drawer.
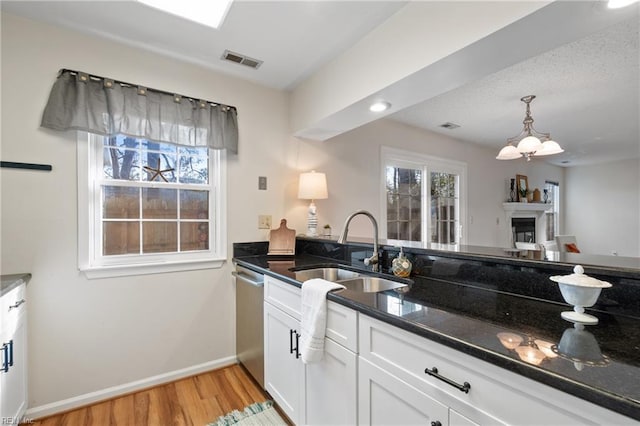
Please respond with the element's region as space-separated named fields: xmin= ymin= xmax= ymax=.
xmin=359 ymin=314 xmax=628 ymax=425
xmin=326 ymin=301 xmax=358 ymax=352
xmin=265 ymin=276 xmax=301 ymax=320
xmin=1 ymin=282 xmax=27 ymax=333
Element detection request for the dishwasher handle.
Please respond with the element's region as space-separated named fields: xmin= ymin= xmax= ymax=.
xmin=232 ymin=270 xmax=264 ymax=287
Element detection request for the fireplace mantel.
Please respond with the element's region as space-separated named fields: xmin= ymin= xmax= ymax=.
xmin=502 ymin=203 xmax=553 ymax=247
xmin=503 ymin=202 xmax=553 ymax=212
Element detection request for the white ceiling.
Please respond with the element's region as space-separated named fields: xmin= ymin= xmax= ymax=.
xmin=390 ymin=14 xmax=639 ymax=167
xmin=2 ymin=0 xmax=639 ymax=167
xmin=0 ymin=0 xmax=406 ymax=90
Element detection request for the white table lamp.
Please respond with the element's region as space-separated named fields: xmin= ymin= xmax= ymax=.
xmin=298 ymin=171 xmax=328 ymax=236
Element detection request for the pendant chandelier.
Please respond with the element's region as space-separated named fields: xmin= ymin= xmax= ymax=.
xmin=496 ymin=95 xmax=564 ymax=161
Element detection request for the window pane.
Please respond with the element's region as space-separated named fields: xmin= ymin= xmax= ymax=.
xmin=103 ymin=148 xmax=140 ymax=181
xmin=142 ymin=152 xmax=177 ymax=182
xmin=385 ymin=166 xmax=422 ymax=242
xmin=141 ymin=140 xmax=177 ymax=155
xmin=179 ymin=147 xmax=208 ymax=157
xmin=103 ymin=186 xmax=140 ymax=219
xmin=181 ymin=190 xmax=209 ymax=219
xmin=103 ymin=221 xmax=140 ymax=255
xmin=431 ymin=171 xmax=458 ymax=244
xmin=103 ymin=135 xmax=139 ymax=149
xmin=180 ymin=222 xmax=209 ymax=251
xmin=143 ymin=222 xmax=177 ymax=253
xmin=179 ymin=155 xmax=209 ymax=184
xmin=143 ymin=188 xmax=177 ymax=219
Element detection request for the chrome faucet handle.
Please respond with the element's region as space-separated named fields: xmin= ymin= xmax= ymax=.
xmin=364 ymin=255 xmax=377 ymax=266
xmin=364 ymin=252 xmax=379 ymax=271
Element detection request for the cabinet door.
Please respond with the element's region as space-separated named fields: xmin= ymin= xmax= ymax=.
xmin=305 ymin=338 xmax=357 ymax=425
xmin=359 ymin=357 xmax=447 ymax=426
xmin=450 ymin=409 xmax=480 ymax=426
xmin=1 ymin=316 xmax=27 ymax=422
xmin=264 ymin=302 xmax=304 ymax=424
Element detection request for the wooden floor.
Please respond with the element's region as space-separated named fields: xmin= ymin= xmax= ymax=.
xmin=29 ymin=364 xmax=273 ymax=426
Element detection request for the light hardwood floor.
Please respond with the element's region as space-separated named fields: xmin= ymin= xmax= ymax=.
xmin=27 ymin=364 xmax=273 ymax=426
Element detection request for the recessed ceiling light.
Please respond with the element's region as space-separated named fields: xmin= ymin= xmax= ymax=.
xmin=607 ymin=0 xmax=639 ymax=8
xmin=369 ymin=101 xmax=391 ymax=112
xmin=138 ymin=0 xmax=233 ymax=29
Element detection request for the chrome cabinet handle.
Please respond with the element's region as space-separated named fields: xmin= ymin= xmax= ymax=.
xmin=425 ymin=366 xmax=471 ymax=394
xmin=8 ymin=299 xmax=26 ymax=312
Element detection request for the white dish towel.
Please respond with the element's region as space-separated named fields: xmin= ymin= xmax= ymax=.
xmin=300 ymin=278 xmax=345 ymax=364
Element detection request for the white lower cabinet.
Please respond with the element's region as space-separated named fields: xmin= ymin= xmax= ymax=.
xmin=1 ymin=282 xmax=28 ymax=423
xmin=263 ymin=275 xmax=631 ymax=425
xmin=264 ymin=276 xmax=357 ymax=425
xmin=305 ymin=338 xmax=357 ymax=425
xmin=359 ymin=313 xmax=631 ymax=425
xmin=449 ymin=409 xmax=480 ymax=426
xmin=264 ymin=302 xmax=304 ymax=424
xmin=359 ymin=356 xmax=448 ymax=425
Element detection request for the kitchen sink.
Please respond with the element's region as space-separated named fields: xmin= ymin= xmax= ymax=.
xmin=336 ymin=276 xmax=409 ymax=293
xmin=293 ymin=266 xmax=410 ymax=293
xmin=293 ymin=267 xmax=361 ymax=282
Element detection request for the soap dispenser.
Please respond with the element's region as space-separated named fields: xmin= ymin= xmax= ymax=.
xmin=391 ymin=247 xmax=412 ymax=278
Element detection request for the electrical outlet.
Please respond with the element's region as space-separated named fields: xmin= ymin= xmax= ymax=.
xmin=258 ymin=215 xmax=272 ymax=229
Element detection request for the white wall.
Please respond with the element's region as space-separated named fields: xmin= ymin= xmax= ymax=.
xmin=565 ymin=159 xmax=640 ymax=257
xmin=0 ymin=12 xmax=291 ymax=409
xmin=284 ymin=119 xmax=564 ymax=248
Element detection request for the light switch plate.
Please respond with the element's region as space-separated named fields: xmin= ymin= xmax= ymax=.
xmin=258 ymin=176 xmax=267 ymax=190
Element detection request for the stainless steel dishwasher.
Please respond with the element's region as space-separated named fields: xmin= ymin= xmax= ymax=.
xmin=233 ymin=264 xmax=265 ymax=388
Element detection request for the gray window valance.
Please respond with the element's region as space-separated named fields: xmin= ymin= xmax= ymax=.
xmin=41 ymin=69 xmax=238 ymax=154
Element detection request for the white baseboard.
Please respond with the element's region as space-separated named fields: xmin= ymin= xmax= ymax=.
xmin=26 ymin=355 xmax=238 ymax=420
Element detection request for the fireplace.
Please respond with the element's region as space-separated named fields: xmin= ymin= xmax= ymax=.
xmin=512 ymin=217 xmax=536 ymax=243
xmin=502 ymin=202 xmax=553 ymax=248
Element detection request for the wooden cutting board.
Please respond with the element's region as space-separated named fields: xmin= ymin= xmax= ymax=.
xmin=268 ymin=219 xmax=296 ymax=256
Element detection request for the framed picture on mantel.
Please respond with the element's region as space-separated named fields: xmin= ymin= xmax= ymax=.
xmin=516 ymin=174 xmax=528 ymax=201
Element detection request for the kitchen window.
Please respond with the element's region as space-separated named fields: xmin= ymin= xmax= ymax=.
xmin=381 ymin=147 xmax=467 ymax=247
xmin=545 ymin=180 xmax=560 ymax=241
xmin=78 ymin=133 xmax=226 ymax=278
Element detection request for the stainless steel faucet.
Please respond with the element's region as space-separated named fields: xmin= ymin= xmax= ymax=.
xmin=338 ymin=210 xmax=379 ymax=271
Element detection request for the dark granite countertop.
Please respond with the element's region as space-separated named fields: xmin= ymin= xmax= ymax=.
xmin=1 ymin=273 xmax=31 ymax=297
xmin=234 ymin=252 xmax=640 ymax=421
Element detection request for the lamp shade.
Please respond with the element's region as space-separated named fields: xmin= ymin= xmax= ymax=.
xmin=496 ymin=144 xmax=521 ymax=160
xmin=534 ymin=140 xmax=564 ymax=156
xmin=298 ymin=171 xmax=328 ymax=200
xmin=517 ymin=135 xmax=542 ymax=153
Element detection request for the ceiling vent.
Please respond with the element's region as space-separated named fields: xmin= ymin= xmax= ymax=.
xmin=440 ymin=122 xmax=460 ymax=130
xmin=221 ymin=50 xmax=263 ymax=69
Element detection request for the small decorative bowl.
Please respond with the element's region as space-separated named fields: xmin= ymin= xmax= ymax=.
xmin=550 ymin=265 xmax=612 ymax=324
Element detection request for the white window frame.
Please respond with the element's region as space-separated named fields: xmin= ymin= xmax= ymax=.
xmin=77 ymin=133 xmax=227 ymax=278
xmin=380 ymin=146 xmax=468 ymax=248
